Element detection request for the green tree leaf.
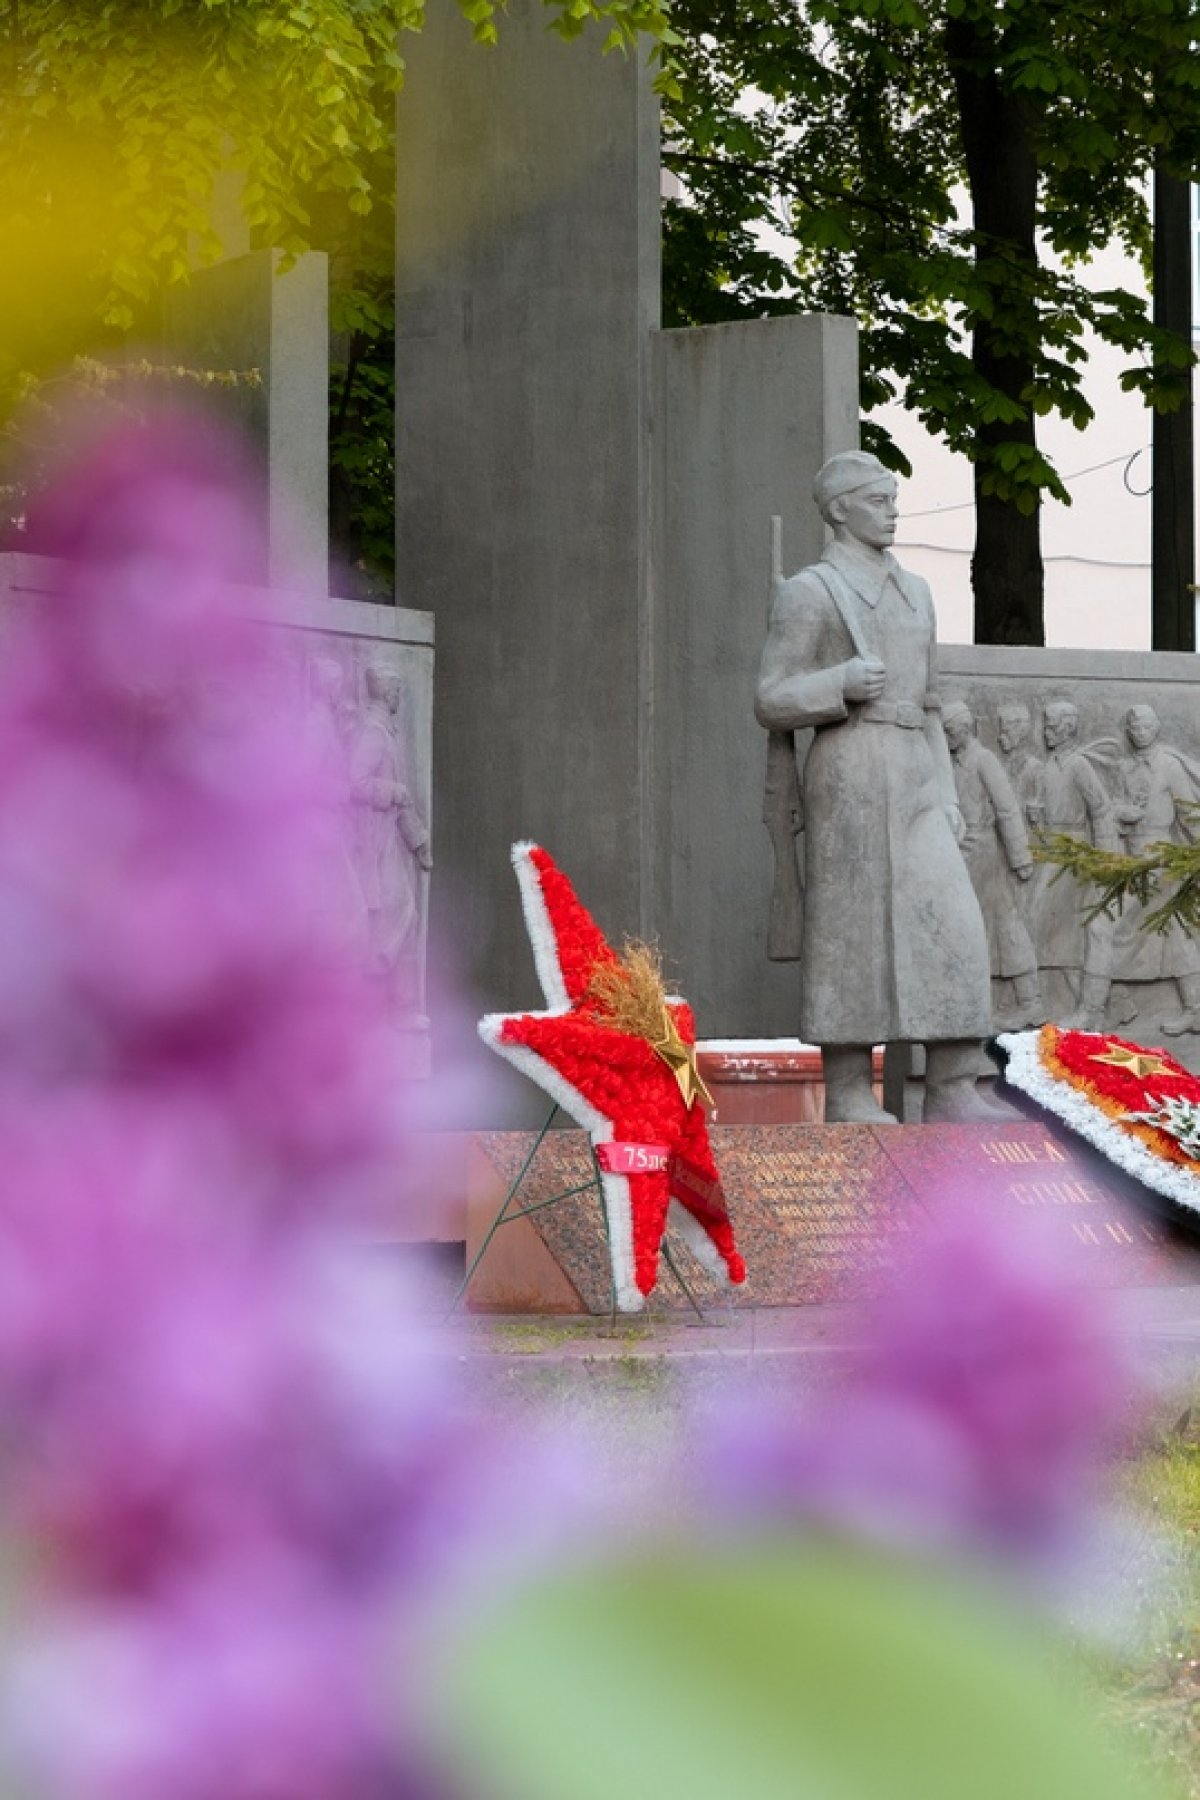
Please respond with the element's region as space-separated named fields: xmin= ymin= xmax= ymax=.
xmin=447 ymin=1544 xmax=1169 ymax=1800
xmin=662 ymin=0 xmax=1200 ymax=642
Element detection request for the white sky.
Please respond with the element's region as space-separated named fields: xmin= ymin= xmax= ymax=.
xmin=882 ymin=236 xmax=1164 ymax=649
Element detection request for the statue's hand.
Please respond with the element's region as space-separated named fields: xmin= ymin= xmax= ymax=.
xmin=1015 ymin=863 xmax=1034 ymax=882
xmin=843 ymin=656 xmax=887 ymax=703
xmin=945 ymin=804 xmax=965 ymax=844
xmin=417 ymin=844 xmax=433 ymax=872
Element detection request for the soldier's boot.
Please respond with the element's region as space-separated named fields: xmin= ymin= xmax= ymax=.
xmin=924 ymin=1039 xmax=1020 ymax=1122
xmin=1060 ymin=974 xmax=1111 ymax=1034
xmin=1014 ymin=970 xmax=1044 ymax=1019
xmin=822 ymin=1046 xmax=898 ymax=1125
xmin=1161 ymin=976 xmax=1200 ymax=1037
xmin=999 ymin=970 xmax=1045 ymax=1031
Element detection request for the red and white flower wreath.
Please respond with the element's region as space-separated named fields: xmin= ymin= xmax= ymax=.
xmin=999 ymin=1024 xmax=1200 ymax=1216
xmin=479 ymin=842 xmax=747 ymax=1313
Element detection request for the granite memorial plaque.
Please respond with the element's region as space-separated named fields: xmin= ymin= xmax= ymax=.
xmin=876 ymin=1121 xmax=1182 ymax=1288
xmin=466 ymin=1118 xmax=1200 ymax=1313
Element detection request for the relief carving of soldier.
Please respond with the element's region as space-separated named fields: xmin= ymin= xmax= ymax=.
xmin=1031 ymin=699 xmax=1118 ymax=1030
xmin=1109 ymin=704 xmax=1200 ymax=1036
xmin=350 ymin=664 xmax=432 ymax=1016
xmin=942 ymin=700 xmax=1042 ymax=1029
xmin=996 ymin=701 xmax=1045 ymax=831
xmin=303 ymin=656 xmax=369 ymax=952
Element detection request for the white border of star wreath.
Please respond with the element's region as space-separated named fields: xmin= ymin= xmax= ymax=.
xmin=478 ymin=841 xmax=733 ymax=1313
xmin=998 ymin=1029 xmax=1200 ymax=1217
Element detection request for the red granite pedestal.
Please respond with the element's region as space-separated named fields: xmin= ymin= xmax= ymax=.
xmin=696 ymin=1045 xmax=885 ymax=1125
xmin=465 ymin=1114 xmax=1200 ymax=1313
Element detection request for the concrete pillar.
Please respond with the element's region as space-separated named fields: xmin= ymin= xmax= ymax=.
xmin=649 ymin=315 xmax=859 ymax=1036
xmin=394 ymin=0 xmax=659 ymax=1019
xmin=394 ymin=0 xmax=859 ymax=1091
xmin=163 ymin=249 xmax=329 ymax=591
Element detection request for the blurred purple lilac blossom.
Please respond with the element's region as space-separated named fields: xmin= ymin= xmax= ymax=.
xmin=705 ymin=1207 xmax=1134 ymax=1566
xmin=0 ymin=419 xmax=498 ymax=1798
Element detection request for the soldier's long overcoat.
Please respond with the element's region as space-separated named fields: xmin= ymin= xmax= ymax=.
xmin=1034 ymin=746 xmax=1117 ymax=978
xmin=1112 ymin=742 xmax=1200 ymax=982
xmin=952 ymin=737 xmax=1037 ymax=981
xmin=756 ymin=539 xmax=991 ymax=1046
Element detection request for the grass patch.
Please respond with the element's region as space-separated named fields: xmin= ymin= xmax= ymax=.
xmin=580 ymin=1352 xmax=675 ymax=1392
xmin=1093 ymin=1406 xmax=1200 ymax=1797
xmin=486 ymin=1321 xmax=574 ymax=1356
xmin=486 ymin=1316 xmax=658 ymax=1354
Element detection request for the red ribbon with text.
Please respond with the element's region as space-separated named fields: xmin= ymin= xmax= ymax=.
xmin=594 ymin=1140 xmax=673 ymax=1175
xmin=593 ymin=1142 xmax=733 ymax=1228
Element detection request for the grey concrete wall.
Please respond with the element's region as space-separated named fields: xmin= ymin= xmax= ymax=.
xmin=163 ymin=249 xmax=329 ymax=590
xmin=394 ymin=0 xmax=659 ymax=1024
xmin=938 ymin=641 xmax=1200 ymax=706
xmin=0 ymin=561 xmax=431 ymax=810
xmin=650 ymin=316 xmax=859 ymax=1037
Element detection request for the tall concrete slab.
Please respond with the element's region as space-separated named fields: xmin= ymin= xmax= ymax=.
xmin=163 ymin=249 xmax=329 ymax=590
xmin=394 ymin=0 xmax=659 ymax=1018
xmin=394 ymin=2 xmax=863 ymax=1106
xmin=649 ymin=316 xmax=859 ymax=1037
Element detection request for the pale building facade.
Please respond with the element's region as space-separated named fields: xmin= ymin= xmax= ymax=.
xmin=878 ymin=235 xmax=1199 ymax=650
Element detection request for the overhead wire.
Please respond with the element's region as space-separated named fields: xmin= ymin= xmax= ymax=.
xmin=899 ymin=541 xmax=1149 ymax=569
xmin=900 ymin=445 xmax=1153 ymax=517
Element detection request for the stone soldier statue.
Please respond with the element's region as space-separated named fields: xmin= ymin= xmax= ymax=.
xmin=1032 ymin=699 xmax=1119 ymax=1030
xmin=755 ymin=451 xmax=1000 ymax=1123
xmin=942 ymin=699 xmax=1043 ymax=1029
xmin=1110 ymin=704 xmax=1200 ymax=1036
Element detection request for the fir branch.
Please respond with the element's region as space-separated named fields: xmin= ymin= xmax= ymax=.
xmin=1033 ymin=813 xmax=1200 ymax=935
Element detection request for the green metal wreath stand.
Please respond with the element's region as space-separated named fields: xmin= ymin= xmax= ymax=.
xmin=447 ymin=1102 xmax=708 ymax=1323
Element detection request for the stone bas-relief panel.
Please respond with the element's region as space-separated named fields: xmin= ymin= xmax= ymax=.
xmin=199 ymin=592 xmax=435 ymax=1055
xmin=937 ymin=645 xmax=1200 ymax=1066
xmin=0 ymin=556 xmax=435 ymax=1068
xmin=299 ymin=640 xmax=433 ymax=1024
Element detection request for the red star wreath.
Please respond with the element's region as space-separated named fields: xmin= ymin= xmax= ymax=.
xmin=479 ymin=842 xmax=747 ymax=1313
xmin=997 ymin=1024 xmax=1200 ymax=1215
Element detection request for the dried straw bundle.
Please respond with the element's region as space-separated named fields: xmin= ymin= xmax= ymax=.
xmin=587 ymin=940 xmax=671 ymax=1043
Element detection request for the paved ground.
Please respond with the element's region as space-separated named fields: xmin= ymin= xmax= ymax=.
xmin=423 ymin=1279 xmax=1200 ymax=1433
xmin=399 ymin=1242 xmax=1200 ymax=1440
xmin=434 ymin=1278 xmax=1200 ymax=1356
xmin=379 ymin=1251 xmax=1200 ymax=1544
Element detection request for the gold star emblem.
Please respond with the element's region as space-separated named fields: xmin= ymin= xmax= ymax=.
xmin=652 ymin=1007 xmax=714 ymax=1111
xmin=1089 ymin=1041 xmax=1174 ymax=1081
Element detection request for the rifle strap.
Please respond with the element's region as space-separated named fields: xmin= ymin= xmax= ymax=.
xmin=808 ymin=562 xmax=871 ymax=664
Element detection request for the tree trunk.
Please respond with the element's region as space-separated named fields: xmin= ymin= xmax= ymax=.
xmin=946 ymin=21 xmax=1045 ymax=645
xmin=1152 ymin=166 xmax=1195 ymax=652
